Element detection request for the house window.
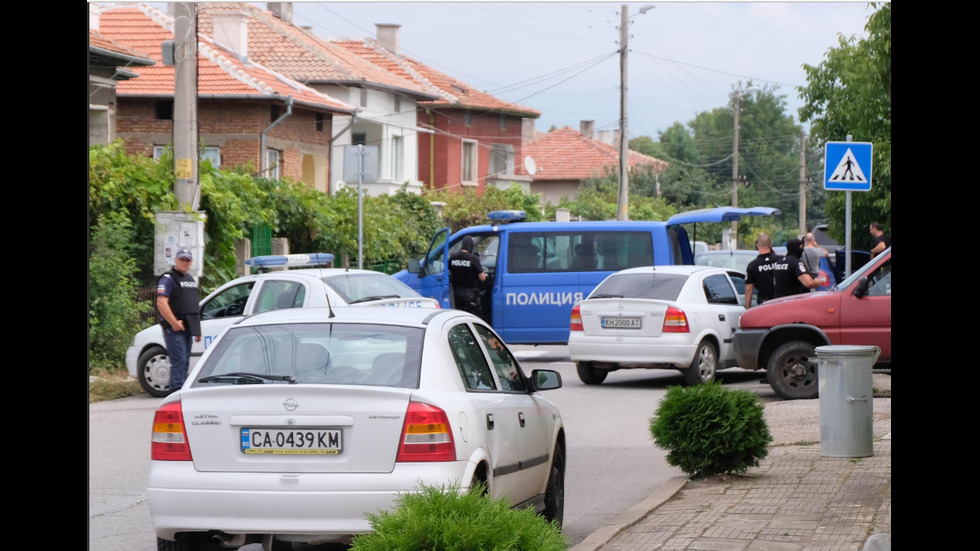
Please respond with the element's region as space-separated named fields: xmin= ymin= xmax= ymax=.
xmin=394 ymin=95 xmax=402 ymax=112
xmin=155 ymin=100 xmax=173 ymax=120
xmin=360 ymin=88 xmax=368 ymax=107
xmin=488 ymin=144 xmax=514 ymax=177
xmin=271 ymin=105 xmax=282 ymax=122
xmin=267 ymin=149 xmax=281 ymax=180
xmin=499 ymin=114 xmax=507 ymax=131
xmin=316 ymin=113 xmax=324 ymax=132
xmin=391 ymin=136 xmax=403 ymax=180
xmin=461 ymin=139 xmax=478 ymax=184
xmin=464 ymin=112 xmax=472 ymax=127
xmin=153 ymin=145 xmax=220 ymax=167
xmin=352 ymin=132 xmax=367 ymax=145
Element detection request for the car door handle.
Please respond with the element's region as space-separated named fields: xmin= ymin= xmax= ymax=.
xmin=518 ymin=412 xmax=526 ymax=428
xmin=718 ymin=314 xmax=726 ymax=321
xmin=486 ymin=413 xmax=494 ymax=430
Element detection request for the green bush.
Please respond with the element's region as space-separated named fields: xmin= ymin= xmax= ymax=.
xmin=649 ymin=382 xmax=772 ymax=479
xmin=89 ymin=213 xmax=151 ymax=367
xmin=350 ymin=482 xmax=568 ymax=551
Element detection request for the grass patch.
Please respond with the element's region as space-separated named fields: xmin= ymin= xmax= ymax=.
xmin=89 ymin=366 xmax=144 ymax=403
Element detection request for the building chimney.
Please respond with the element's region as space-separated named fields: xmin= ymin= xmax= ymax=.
xmin=522 ymin=118 xmax=536 ymax=144
xmin=597 ymin=130 xmax=612 ymax=145
xmin=213 ymin=12 xmax=249 ymax=60
xmin=376 ymin=24 xmax=401 ymax=53
xmin=268 ymin=3 xmax=293 ymax=23
xmin=580 ymin=120 xmax=595 ymax=140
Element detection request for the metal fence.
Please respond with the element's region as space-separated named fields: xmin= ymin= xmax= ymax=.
xmin=137 ymin=287 xmax=157 ymax=324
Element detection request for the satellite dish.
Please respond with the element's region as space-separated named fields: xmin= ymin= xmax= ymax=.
xmin=524 ymin=156 xmax=537 ymax=176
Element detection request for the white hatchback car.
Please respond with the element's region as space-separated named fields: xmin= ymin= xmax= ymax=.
xmin=568 ymin=265 xmax=748 ymax=386
xmin=149 ymin=306 xmax=565 ymax=550
xmin=126 ymin=254 xmax=439 ymax=396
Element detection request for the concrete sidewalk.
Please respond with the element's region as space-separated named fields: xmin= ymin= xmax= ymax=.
xmin=571 ymin=377 xmax=892 ymax=551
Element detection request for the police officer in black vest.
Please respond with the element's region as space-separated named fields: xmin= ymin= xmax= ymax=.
xmin=156 ymin=248 xmax=202 ymax=394
xmin=449 ymin=236 xmax=487 ymax=319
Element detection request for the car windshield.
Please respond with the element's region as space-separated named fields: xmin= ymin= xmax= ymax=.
xmin=193 ymin=323 xmax=423 ymax=388
xmin=323 ymin=273 xmax=419 ymax=303
xmin=834 ymin=248 xmax=889 ymax=291
xmin=590 ymin=273 xmax=687 ymax=301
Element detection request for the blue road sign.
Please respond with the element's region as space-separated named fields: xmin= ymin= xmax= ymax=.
xmin=824 ymin=141 xmax=873 ymax=191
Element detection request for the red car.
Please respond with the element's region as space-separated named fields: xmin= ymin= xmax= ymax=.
xmin=732 ymin=247 xmax=891 ymax=399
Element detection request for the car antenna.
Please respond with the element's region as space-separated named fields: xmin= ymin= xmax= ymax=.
xmin=316 ymin=254 xmax=337 ymax=318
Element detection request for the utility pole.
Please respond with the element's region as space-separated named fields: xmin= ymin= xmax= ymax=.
xmin=154 ymin=2 xmax=205 ymax=278
xmin=616 ymin=5 xmax=629 ymax=221
xmin=799 ymin=130 xmax=807 ymax=236
xmin=173 ymin=2 xmax=199 ymax=210
xmin=730 ymin=86 xmax=757 ymax=250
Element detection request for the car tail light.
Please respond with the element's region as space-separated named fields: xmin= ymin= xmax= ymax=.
xmin=396 ymin=401 xmax=456 ymax=462
xmin=570 ymin=305 xmax=583 ymax=331
xmin=151 ymin=401 xmax=192 ymax=461
xmin=663 ymin=307 xmax=689 ymax=333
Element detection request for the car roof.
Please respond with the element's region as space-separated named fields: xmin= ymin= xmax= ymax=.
xmin=250 ymin=268 xmax=391 ymax=279
xmin=610 ymin=265 xmax=742 ymax=277
xmin=233 ymin=305 xmax=466 ymax=328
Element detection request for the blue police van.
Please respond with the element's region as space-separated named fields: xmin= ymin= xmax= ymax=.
xmin=393 ymin=207 xmax=779 ymax=344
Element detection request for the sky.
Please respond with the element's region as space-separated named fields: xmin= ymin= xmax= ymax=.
xmin=278 ymin=1 xmax=877 ymax=140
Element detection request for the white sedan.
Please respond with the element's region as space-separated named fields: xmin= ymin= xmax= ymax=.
xmin=126 ymin=254 xmax=439 ymax=397
xmin=149 ymin=306 xmax=565 ymax=550
xmin=568 ymin=265 xmax=748 ymax=385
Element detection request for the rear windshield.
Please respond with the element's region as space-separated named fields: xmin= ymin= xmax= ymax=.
xmin=590 ymin=273 xmax=688 ymax=301
xmin=322 ymin=273 xmax=419 ymax=304
xmin=193 ymin=323 xmax=423 ymax=388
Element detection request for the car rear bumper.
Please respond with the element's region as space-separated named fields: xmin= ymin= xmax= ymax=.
xmin=567 ymin=335 xmax=696 ymax=366
xmin=148 ymin=460 xmax=473 ymax=542
xmin=732 ymin=328 xmax=769 ymax=370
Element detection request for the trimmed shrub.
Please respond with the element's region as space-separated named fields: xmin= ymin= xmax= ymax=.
xmin=350 ymin=482 xmax=568 ymax=551
xmin=649 ymin=381 xmax=772 ymax=479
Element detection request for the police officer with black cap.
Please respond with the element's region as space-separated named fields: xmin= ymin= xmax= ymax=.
xmin=156 ymin=248 xmax=202 ymax=393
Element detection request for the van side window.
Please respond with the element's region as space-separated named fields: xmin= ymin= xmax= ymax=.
xmin=508 ymin=231 xmax=653 ymax=274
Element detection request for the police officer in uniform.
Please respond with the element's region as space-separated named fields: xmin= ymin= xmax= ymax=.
xmin=156 ymin=248 xmax=202 ymax=393
xmin=744 ymin=233 xmax=778 ymax=307
xmin=449 ymin=236 xmax=487 ymax=318
xmin=773 ymin=238 xmax=824 ymax=299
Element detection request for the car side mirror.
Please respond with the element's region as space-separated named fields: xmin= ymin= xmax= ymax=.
xmin=530 ymin=369 xmax=562 ymax=391
xmin=853 ymin=276 xmax=870 ymax=298
xmin=407 ymin=258 xmax=421 ymax=275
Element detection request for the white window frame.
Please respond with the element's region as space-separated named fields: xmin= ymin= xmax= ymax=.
xmin=488 ymin=143 xmax=514 ymax=177
xmin=267 ymin=149 xmax=281 ymax=180
xmin=461 ymin=139 xmax=478 ymax=185
xmin=391 ymin=135 xmax=404 ymax=180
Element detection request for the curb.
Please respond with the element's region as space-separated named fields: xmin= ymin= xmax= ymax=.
xmin=568 ymin=475 xmax=688 ymax=551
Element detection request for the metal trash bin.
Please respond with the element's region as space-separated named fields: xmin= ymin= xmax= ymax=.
xmin=816 ymin=345 xmax=880 ymax=458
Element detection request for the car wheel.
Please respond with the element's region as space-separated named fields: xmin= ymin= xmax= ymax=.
xmin=138 ymin=346 xmax=171 ymax=397
xmin=542 ymin=443 xmax=565 ymax=528
xmin=575 ymin=362 xmax=607 ymax=385
xmin=767 ymin=340 xmax=818 ymax=400
xmin=682 ymin=340 xmax=718 ymax=385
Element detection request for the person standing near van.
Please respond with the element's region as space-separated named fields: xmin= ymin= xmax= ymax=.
xmin=156 ymin=248 xmax=202 ymax=394
xmin=744 ymin=234 xmax=778 ymax=307
xmin=449 ymin=236 xmax=486 ymax=318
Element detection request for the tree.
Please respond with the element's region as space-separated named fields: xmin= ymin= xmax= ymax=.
xmin=799 ymin=3 xmax=890 ymax=250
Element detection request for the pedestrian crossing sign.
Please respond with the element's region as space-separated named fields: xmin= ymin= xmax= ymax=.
xmin=824 ymin=141 xmax=873 ymax=191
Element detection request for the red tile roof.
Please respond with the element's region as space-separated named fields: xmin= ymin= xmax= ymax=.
xmin=330 ymin=38 xmax=540 ymax=117
xmin=94 ymin=3 xmax=354 ymax=114
xmin=89 ymin=28 xmax=154 ymax=62
xmin=519 ymin=126 xmax=667 ymax=180
xmin=195 ymin=3 xmax=435 ymax=98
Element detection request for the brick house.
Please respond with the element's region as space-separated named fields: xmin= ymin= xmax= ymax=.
xmin=195 ymin=3 xmax=440 ymax=197
xmin=88 ymin=21 xmax=155 ymax=146
xmin=519 ymin=122 xmax=668 ymax=206
xmin=93 ymin=3 xmax=356 ymax=192
xmin=329 ymin=26 xmax=541 ymax=196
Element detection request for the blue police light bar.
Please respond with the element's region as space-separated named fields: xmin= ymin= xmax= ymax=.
xmin=245 ymin=253 xmax=335 ymax=268
xmin=487 ymin=210 xmax=527 ymax=224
